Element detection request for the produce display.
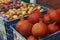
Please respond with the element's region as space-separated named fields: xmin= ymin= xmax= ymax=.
xmin=0 ymin=1 xmax=60 ymax=40
xmin=15 ymin=9 xmax=60 ymax=40
xmin=0 ymin=1 xmax=26 ymax=10
xmin=0 ymin=4 xmax=44 ymax=21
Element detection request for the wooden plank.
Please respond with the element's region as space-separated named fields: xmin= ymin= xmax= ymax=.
xmin=37 ymin=0 xmax=60 ymax=9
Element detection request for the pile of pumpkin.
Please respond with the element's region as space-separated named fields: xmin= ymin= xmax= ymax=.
xmin=15 ymin=9 xmax=60 ymax=40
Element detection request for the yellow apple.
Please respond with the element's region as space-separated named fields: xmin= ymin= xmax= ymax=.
xmin=31 ymin=4 xmax=35 ymax=7
xmin=36 ymin=6 xmax=41 ymax=10
xmin=40 ymin=9 xmax=44 ymax=12
xmin=19 ymin=15 xmax=23 ymax=18
xmin=21 ymin=11 xmax=26 ymax=16
xmin=12 ymin=15 xmax=18 ymax=19
xmin=5 ymin=14 xmax=10 ymax=19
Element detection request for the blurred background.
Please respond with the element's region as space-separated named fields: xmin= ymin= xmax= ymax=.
xmin=22 ymin=0 xmax=60 ymax=9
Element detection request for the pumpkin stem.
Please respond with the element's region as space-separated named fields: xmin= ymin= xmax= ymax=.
xmin=53 ymin=22 xmax=56 ymax=25
xmin=39 ymin=18 xmax=43 ymax=22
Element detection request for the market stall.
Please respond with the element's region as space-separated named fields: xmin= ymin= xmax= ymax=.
xmin=0 ymin=0 xmax=60 ymax=40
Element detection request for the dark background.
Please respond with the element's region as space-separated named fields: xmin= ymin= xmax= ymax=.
xmin=37 ymin=0 xmax=60 ymax=9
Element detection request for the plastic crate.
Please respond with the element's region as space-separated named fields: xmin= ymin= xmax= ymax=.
xmin=42 ymin=31 xmax=60 ymax=40
xmin=0 ymin=2 xmax=49 ymax=40
xmin=0 ymin=1 xmax=21 ymax=12
xmin=0 ymin=3 xmax=49 ymax=26
xmin=10 ymin=24 xmax=60 ymax=40
xmin=10 ymin=24 xmax=26 ymax=40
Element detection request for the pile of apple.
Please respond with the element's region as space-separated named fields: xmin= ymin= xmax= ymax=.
xmin=15 ymin=9 xmax=60 ymax=40
xmin=0 ymin=4 xmax=44 ymax=21
xmin=0 ymin=1 xmax=26 ymax=10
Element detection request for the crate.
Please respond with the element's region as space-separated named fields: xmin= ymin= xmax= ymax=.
xmin=0 ymin=1 xmax=49 ymax=40
xmin=0 ymin=3 xmax=49 ymax=26
xmin=10 ymin=24 xmax=27 ymax=40
xmin=10 ymin=23 xmax=60 ymax=40
xmin=0 ymin=1 xmax=22 ymax=12
xmin=42 ymin=31 xmax=60 ymax=40
xmin=8 ymin=13 xmax=60 ymax=40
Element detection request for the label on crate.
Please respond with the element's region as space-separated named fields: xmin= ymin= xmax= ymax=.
xmin=0 ymin=18 xmax=7 ymax=40
xmin=13 ymin=29 xmax=26 ymax=40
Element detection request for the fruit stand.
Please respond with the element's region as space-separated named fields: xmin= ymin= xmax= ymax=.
xmin=0 ymin=0 xmax=60 ymax=40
